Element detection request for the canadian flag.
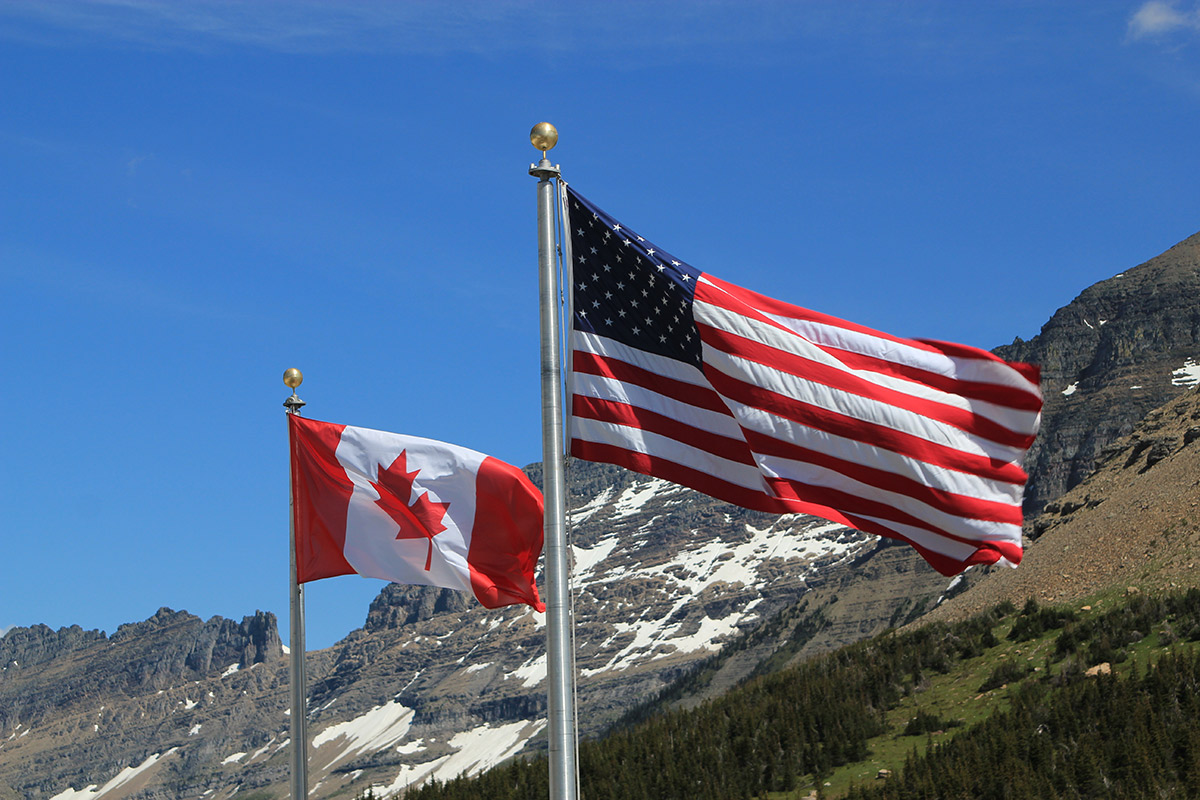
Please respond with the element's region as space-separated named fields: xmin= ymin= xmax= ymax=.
xmin=288 ymin=415 xmax=544 ymax=611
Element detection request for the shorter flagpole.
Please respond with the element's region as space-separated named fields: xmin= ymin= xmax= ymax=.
xmin=283 ymin=368 xmax=309 ymax=800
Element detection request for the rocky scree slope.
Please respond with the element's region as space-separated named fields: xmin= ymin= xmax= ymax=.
xmin=923 ymin=387 xmax=1200 ymax=624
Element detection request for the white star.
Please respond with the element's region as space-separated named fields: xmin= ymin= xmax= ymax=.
xmin=680 ymin=274 xmax=691 ymax=282
xmin=592 ymin=300 xmax=600 ymax=308
xmin=603 ymin=264 xmax=612 ymax=272
xmin=623 ymin=239 xmax=632 ymax=246
xmin=659 ymin=334 xmax=667 ymax=343
xmin=637 ymin=236 xmax=645 ymax=242
xmin=613 ymin=224 xmax=622 ymax=232
xmin=576 ymin=228 xmax=584 ymax=236
xmin=632 ymin=325 xmax=641 ymax=335
xmin=647 ymin=249 xmax=656 ymax=256
xmin=590 ymin=247 xmax=598 ymax=255
xmin=618 ymin=309 xmax=627 ymax=317
xmin=605 ymin=317 xmax=613 ymax=325
xmin=604 ymin=291 xmax=613 ymax=299
xmin=671 ymin=260 xmax=680 ymax=266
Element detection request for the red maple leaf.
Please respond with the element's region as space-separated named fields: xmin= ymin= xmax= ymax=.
xmin=369 ymin=450 xmax=450 ymax=571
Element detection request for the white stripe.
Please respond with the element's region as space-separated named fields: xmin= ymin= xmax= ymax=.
xmin=704 ymin=344 xmax=1030 ymax=466
xmin=851 ymin=513 xmax=1001 ymax=562
xmin=570 ymin=416 xmax=769 ymax=493
xmin=770 ymin=315 xmax=1037 ymax=392
xmin=695 ymin=295 xmax=1040 ymax=437
xmin=752 ymin=451 xmax=1024 ymax=542
xmin=699 ymin=275 xmax=1041 ymax=395
xmin=573 ymin=330 xmax=710 ymax=387
xmin=727 ymin=396 xmax=1024 ymax=504
xmin=572 ymin=372 xmax=746 ymax=443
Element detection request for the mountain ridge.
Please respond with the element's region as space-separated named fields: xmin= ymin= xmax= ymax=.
xmin=4 ymin=229 xmax=1200 ymax=799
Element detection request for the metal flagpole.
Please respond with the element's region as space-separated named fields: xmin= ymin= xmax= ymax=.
xmin=529 ymin=123 xmax=578 ymax=800
xmin=283 ymin=368 xmax=309 ymax=800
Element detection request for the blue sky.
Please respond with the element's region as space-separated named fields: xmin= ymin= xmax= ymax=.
xmin=3 ymin=1 xmax=1199 ymax=650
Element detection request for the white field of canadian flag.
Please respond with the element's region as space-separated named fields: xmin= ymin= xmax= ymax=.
xmin=289 ymin=415 xmax=544 ymax=611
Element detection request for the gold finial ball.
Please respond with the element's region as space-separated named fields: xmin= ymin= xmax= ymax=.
xmin=530 ymin=122 xmax=558 ymax=153
xmin=283 ymin=368 xmax=303 ymax=389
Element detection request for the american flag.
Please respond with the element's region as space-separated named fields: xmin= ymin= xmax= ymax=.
xmin=563 ymin=184 xmax=1042 ymax=576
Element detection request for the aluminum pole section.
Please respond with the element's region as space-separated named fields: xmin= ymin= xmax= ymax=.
xmin=530 ymin=131 xmax=577 ymax=800
xmin=283 ymin=370 xmax=309 ymax=800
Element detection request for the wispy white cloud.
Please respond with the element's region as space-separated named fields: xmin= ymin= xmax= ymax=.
xmin=0 ymin=0 xmax=805 ymax=56
xmin=1128 ymin=1 xmax=1200 ymax=39
xmin=0 ymin=1 xmax=991 ymax=69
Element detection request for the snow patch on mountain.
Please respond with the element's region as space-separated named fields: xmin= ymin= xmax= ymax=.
xmin=1172 ymin=359 xmax=1199 ymax=387
xmin=612 ymin=478 xmax=684 ymax=518
xmin=372 ymin=720 xmax=546 ymax=796
xmin=512 ymin=653 xmax=547 ymax=688
xmin=50 ymin=748 xmax=179 ymax=800
xmin=312 ymin=700 xmax=415 ymax=767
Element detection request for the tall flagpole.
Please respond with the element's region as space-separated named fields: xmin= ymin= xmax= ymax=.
xmin=283 ymin=368 xmax=309 ymax=800
xmin=529 ymin=123 xmax=578 ymax=800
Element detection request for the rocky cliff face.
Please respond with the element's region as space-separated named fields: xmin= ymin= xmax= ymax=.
xmin=0 ymin=609 xmax=285 ymax=800
xmin=995 ymin=230 xmax=1200 ymax=517
xmin=5 ymin=232 xmax=1199 ymax=800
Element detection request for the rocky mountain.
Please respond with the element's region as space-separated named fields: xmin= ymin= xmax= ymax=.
xmin=4 ymin=230 xmax=1199 ymax=800
xmin=0 ymin=610 xmax=285 ymax=800
xmin=0 ymin=462 xmax=957 ymax=800
xmin=995 ymin=230 xmax=1200 ymax=517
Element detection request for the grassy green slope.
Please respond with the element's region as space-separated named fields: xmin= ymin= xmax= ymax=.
xmin=394 ymin=588 xmax=1200 ymax=800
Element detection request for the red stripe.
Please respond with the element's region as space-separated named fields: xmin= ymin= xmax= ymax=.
xmin=742 ymin=428 xmax=1023 ymax=525
xmin=699 ymin=322 xmax=1036 ymax=450
xmin=468 ymin=457 xmax=545 ymax=612
xmin=572 ymin=394 xmax=758 ymax=466
xmin=834 ymin=508 xmax=1021 ymax=576
xmin=702 ymin=274 xmax=935 ymax=349
xmin=573 ymin=350 xmax=730 ymax=415
xmin=918 ymin=339 xmax=1042 ymax=386
xmin=570 ymin=439 xmax=791 ymax=514
xmin=764 ymin=477 xmax=1010 ymax=549
xmin=702 ymin=364 xmax=1028 ymax=485
xmin=699 ymin=277 xmax=1042 ymax=411
xmin=288 ymin=415 xmax=357 ymax=583
xmin=808 ymin=343 xmax=1041 ymax=413
xmin=570 ymin=439 xmax=1019 ymax=576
